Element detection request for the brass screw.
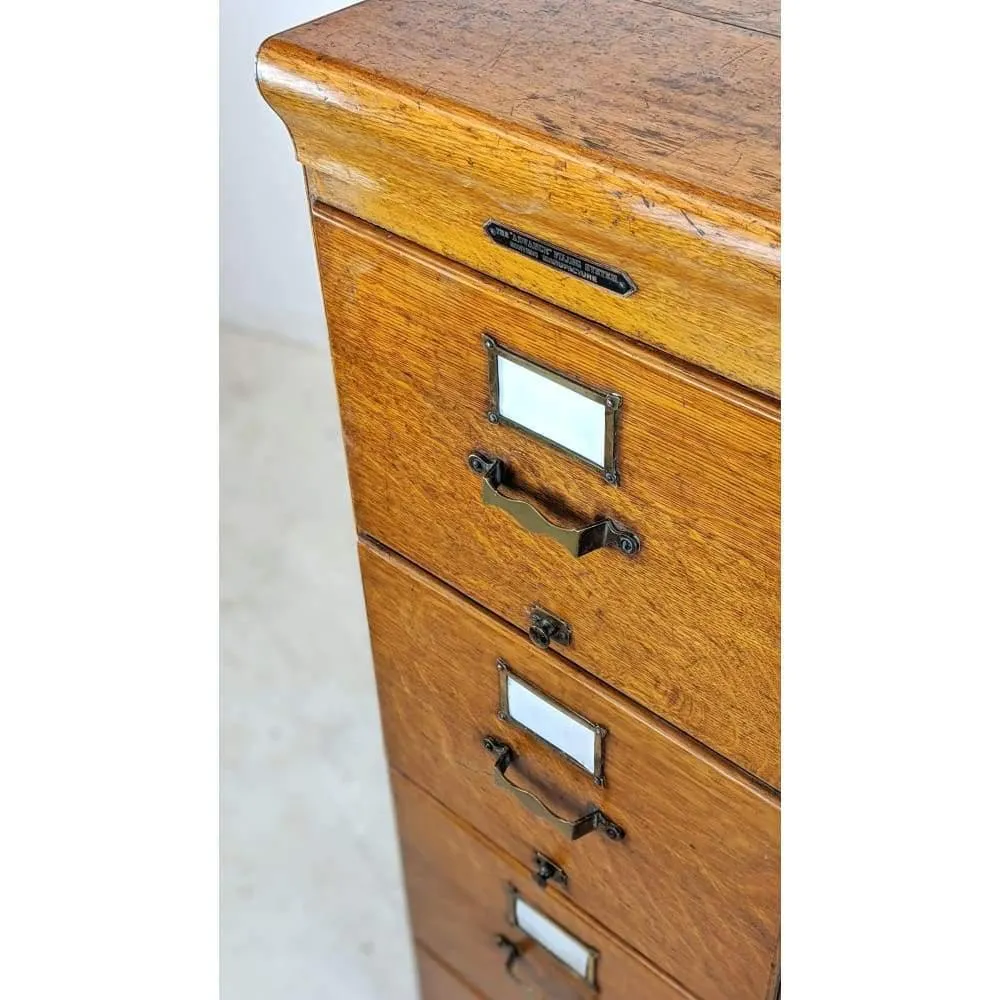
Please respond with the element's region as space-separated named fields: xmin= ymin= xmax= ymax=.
xmin=618 ymin=534 xmax=639 ymax=556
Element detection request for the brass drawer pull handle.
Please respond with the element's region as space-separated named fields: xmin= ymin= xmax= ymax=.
xmin=482 ymin=737 xmax=625 ymax=842
xmin=467 ymin=452 xmax=640 ymax=558
xmin=495 ymin=935 xmax=544 ymax=997
xmin=495 ymin=932 xmax=598 ymax=998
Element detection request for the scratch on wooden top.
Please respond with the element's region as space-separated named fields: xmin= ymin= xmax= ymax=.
xmin=273 ymin=0 xmax=780 ymax=219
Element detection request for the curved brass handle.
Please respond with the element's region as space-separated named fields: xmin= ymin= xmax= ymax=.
xmin=467 ymin=453 xmax=640 ymax=558
xmin=495 ymin=936 xmax=543 ymax=997
xmin=495 ymin=934 xmax=597 ymax=1000
xmin=482 ymin=737 xmax=625 ymax=842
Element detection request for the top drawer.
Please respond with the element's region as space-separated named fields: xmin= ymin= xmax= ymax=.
xmin=315 ymin=206 xmax=780 ymax=788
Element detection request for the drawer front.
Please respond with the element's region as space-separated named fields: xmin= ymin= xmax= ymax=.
xmin=392 ymin=769 xmax=693 ymax=1000
xmin=361 ymin=541 xmax=780 ymax=1000
xmin=316 ymin=206 xmax=780 ymax=787
xmin=416 ymin=945 xmax=485 ymax=1000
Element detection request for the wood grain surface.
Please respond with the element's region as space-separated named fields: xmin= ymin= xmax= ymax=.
xmin=316 ymin=208 xmax=780 ymax=787
xmin=391 ymin=768 xmax=698 ymax=1000
xmin=416 ymin=945 xmax=487 ymax=1000
xmin=637 ymin=0 xmax=780 ymax=34
xmin=257 ymin=0 xmax=781 ymax=395
xmin=267 ymin=0 xmax=779 ymax=211
xmin=360 ymin=539 xmax=780 ymax=1000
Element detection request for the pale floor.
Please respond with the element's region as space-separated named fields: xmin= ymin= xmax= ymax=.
xmin=221 ymin=325 xmax=420 ymax=1000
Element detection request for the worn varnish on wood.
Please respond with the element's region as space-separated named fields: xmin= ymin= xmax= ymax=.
xmin=257 ymin=2 xmax=780 ymax=998
xmin=258 ymin=0 xmax=781 ymax=396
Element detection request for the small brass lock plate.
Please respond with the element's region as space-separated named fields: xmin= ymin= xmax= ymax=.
xmin=532 ymin=851 xmax=569 ymax=890
xmin=528 ymin=606 xmax=572 ymax=649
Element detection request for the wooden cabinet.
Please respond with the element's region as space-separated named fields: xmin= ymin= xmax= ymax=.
xmin=258 ymin=1 xmax=779 ymax=997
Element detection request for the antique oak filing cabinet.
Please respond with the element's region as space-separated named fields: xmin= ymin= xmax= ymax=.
xmin=258 ymin=1 xmax=779 ymax=997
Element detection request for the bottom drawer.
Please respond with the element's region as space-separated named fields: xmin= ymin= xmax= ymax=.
xmin=392 ymin=769 xmax=692 ymax=1000
xmin=416 ymin=944 xmax=485 ymax=1000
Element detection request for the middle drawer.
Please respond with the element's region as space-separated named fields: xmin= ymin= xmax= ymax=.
xmin=359 ymin=539 xmax=780 ymax=1000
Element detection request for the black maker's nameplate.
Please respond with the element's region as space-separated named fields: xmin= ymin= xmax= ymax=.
xmin=483 ymin=221 xmax=637 ymax=297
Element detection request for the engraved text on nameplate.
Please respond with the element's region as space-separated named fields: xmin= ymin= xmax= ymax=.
xmin=484 ymin=221 xmax=637 ymax=297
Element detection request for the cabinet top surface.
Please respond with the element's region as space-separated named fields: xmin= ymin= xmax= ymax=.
xmin=272 ymin=0 xmax=780 ymax=220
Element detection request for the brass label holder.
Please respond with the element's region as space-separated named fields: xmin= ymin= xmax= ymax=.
xmin=483 ymin=334 xmax=623 ymax=486
xmin=502 ymin=883 xmax=600 ymax=990
xmin=496 ymin=658 xmax=607 ymax=786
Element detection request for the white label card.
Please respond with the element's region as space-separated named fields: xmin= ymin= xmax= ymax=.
xmin=513 ymin=897 xmax=594 ymax=980
xmin=496 ymin=354 xmax=607 ymax=467
xmin=505 ymin=674 xmax=598 ymax=775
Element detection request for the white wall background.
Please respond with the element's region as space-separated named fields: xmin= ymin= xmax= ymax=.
xmin=221 ymin=0 xmax=361 ymax=344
